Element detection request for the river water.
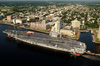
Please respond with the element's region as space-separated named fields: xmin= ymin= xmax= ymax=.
xmin=0 ymin=24 xmax=100 ymax=66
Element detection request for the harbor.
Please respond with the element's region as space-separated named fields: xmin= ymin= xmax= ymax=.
xmin=1 ymin=24 xmax=100 ymax=66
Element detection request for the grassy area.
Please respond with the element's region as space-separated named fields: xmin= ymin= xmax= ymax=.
xmin=0 ymin=22 xmax=5 ymax=24
xmin=6 ymin=10 xmax=14 ymax=15
xmin=88 ymin=27 xmax=99 ymax=30
xmin=95 ymin=32 xmax=100 ymax=43
xmin=0 ymin=22 xmax=9 ymax=25
xmin=2 ymin=7 xmax=10 ymax=9
xmin=7 ymin=10 xmax=14 ymax=13
xmin=0 ymin=22 xmax=16 ymax=26
xmin=0 ymin=22 xmax=49 ymax=33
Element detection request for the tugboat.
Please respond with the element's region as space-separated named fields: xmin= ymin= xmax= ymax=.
xmin=86 ymin=51 xmax=95 ymax=55
xmin=71 ymin=52 xmax=81 ymax=56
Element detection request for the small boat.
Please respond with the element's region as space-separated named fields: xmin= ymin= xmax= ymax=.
xmin=71 ymin=52 xmax=81 ymax=56
xmin=7 ymin=35 xmax=12 ymax=38
xmin=86 ymin=51 xmax=95 ymax=55
xmin=86 ymin=30 xmax=89 ymax=33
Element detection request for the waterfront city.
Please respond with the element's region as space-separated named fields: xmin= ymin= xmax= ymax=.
xmin=0 ymin=1 xmax=100 ymax=66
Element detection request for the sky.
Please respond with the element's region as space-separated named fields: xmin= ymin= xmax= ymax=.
xmin=0 ymin=0 xmax=100 ymax=2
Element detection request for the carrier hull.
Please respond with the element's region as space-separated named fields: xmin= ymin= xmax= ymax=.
xmin=3 ymin=30 xmax=86 ymax=56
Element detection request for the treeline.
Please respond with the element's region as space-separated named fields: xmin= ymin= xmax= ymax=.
xmin=0 ymin=1 xmax=52 ymax=7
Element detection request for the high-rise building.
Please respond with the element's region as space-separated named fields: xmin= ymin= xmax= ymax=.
xmin=51 ymin=19 xmax=61 ymax=33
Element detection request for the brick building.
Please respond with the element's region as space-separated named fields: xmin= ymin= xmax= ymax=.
xmin=7 ymin=15 xmax=12 ymax=21
xmin=30 ymin=22 xmax=50 ymax=30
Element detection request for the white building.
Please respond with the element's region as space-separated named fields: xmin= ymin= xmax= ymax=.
xmin=82 ymin=21 xmax=84 ymax=25
xmin=71 ymin=19 xmax=80 ymax=29
xmin=1 ymin=13 xmax=5 ymax=18
xmin=51 ymin=20 xmax=61 ymax=33
xmin=13 ymin=19 xmax=23 ymax=24
xmin=27 ymin=18 xmax=30 ymax=21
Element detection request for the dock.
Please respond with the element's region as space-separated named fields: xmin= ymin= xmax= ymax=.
xmin=91 ymin=30 xmax=95 ymax=42
xmin=77 ymin=30 xmax=80 ymax=40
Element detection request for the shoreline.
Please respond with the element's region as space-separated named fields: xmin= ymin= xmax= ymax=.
xmin=0 ymin=22 xmax=49 ymax=34
xmin=0 ymin=23 xmax=79 ymax=40
xmin=2 ymin=22 xmax=100 ymax=44
xmin=0 ymin=22 xmax=16 ymax=26
xmin=0 ymin=22 xmax=83 ymax=40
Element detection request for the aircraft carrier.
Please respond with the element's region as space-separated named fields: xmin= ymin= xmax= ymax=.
xmin=3 ymin=29 xmax=86 ymax=56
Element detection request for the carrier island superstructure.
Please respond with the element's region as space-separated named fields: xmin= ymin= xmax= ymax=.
xmin=3 ymin=29 xmax=86 ymax=56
